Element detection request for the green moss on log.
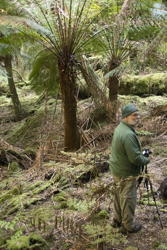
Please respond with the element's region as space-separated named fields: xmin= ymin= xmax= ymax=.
xmin=120 ymin=73 xmax=167 ymax=95
xmin=7 ymin=110 xmax=45 ymax=148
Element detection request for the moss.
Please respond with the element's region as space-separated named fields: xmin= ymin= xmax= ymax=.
xmin=139 ymin=199 xmax=163 ymax=206
xmin=7 ymin=109 xmax=45 ymax=147
xmin=0 ymin=185 xmax=23 ymax=204
xmin=7 ymin=235 xmax=30 ymax=249
xmin=32 ymin=182 xmax=52 ymax=195
xmin=53 ymin=191 xmax=68 ymax=202
xmin=57 ymin=201 xmax=68 ymax=209
xmin=0 ymin=181 xmax=51 ymax=215
xmin=120 ymin=73 xmax=167 ymax=95
xmin=96 ymin=210 xmax=109 ymax=219
xmin=0 ymin=173 xmax=70 ymax=216
xmin=6 ymin=233 xmax=48 ymax=250
xmin=125 ymin=247 xmax=138 ymax=250
xmin=8 ymin=162 xmax=21 ymax=173
xmin=0 ymin=230 xmax=10 ymax=246
xmin=25 ymin=181 xmax=44 ymax=192
xmin=0 ymin=96 xmax=11 ymax=106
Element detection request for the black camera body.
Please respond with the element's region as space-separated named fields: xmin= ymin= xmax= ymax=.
xmin=142 ymin=149 xmax=152 ymax=157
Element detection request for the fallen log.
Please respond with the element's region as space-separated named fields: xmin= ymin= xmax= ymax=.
xmin=0 ymin=139 xmax=34 ymax=169
xmin=75 ymin=161 xmax=109 ymax=184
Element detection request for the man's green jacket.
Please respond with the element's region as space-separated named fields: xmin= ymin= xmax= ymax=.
xmin=110 ymin=121 xmax=150 ymax=177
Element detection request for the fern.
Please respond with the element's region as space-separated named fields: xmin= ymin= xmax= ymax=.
xmin=157 ymin=244 xmax=167 ymax=250
xmin=84 ymin=223 xmax=128 ymax=246
xmin=9 ymin=230 xmax=23 ymax=240
xmin=68 ymin=198 xmax=95 ymax=212
xmin=0 ymin=217 xmax=18 ymax=231
xmin=128 ymin=24 xmax=160 ymax=41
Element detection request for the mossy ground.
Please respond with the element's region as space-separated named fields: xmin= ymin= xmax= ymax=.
xmin=0 ymin=80 xmax=167 ymax=249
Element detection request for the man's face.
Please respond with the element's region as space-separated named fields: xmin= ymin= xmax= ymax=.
xmin=124 ymin=112 xmax=140 ymax=126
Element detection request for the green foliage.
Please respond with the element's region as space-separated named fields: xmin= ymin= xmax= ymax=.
xmin=8 ymin=162 xmax=21 ymax=173
xmin=53 ymin=191 xmax=69 ymax=202
xmin=0 ymin=218 xmax=23 ymax=249
xmin=104 ymin=65 xmax=124 ymax=79
xmin=29 ymin=206 xmax=55 ymax=231
xmin=0 ymin=0 xmax=25 ymax=16
xmin=54 ymin=197 xmax=95 ymax=211
xmin=0 ymin=219 xmax=16 ymax=231
xmin=157 ymin=244 xmax=167 ymax=250
xmin=128 ymin=24 xmax=160 ymax=41
xmin=84 ymin=223 xmax=127 ymax=246
xmin=0 ymin=185 xmax=23 ymax=204
xmin=120 ymin=73 xmax=167 ymax=95
xmin=0 ymin=171 xmax=70 ymax=216
xmin=29 ymin=50 xmax=59 ymax=95
xmin=0 ymin=25 xmax=25 ymax=53
xmin=125 ymin=247 xmax=138 ymax=250
xmin=139 ymin=198 xmax=163 ymax=206
xmin=95 ymin=209 xmax=109 ymax=219
xmin=7 ymin=109 xmax=46 ymax=147
xmin=68 ymin=198 xmax=95 ymax=212
xmin=6 ymin=233 xmax=48 ymax=250
xmin=137 ymin=130 xmax=154 ymax=136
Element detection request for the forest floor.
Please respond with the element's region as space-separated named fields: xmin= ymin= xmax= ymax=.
xmin=0 ymin=91 xmax=167 ymax=250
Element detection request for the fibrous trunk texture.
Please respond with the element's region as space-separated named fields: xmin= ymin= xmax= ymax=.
xmin=4 ymin=55 xmax=23 ymax=121
xmin=58 ymin=62 xmax=80 ymax=151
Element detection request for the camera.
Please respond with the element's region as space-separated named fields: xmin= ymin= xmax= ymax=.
xmin=142 ymin=149 xmax=152 ymax=157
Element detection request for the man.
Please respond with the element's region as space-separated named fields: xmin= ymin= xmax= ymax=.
xmin=110 ymin=103 xmax=150 ymax=234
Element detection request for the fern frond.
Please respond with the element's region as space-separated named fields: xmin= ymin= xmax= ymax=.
xmin=29 ymin=49 xmax=59 ymax=95
xmin=104 ymin=64 xmax=124 ymax=79
xmin=0 ymin=219 xmax=16 ymax=231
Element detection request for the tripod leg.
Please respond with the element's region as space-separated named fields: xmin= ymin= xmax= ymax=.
xmin=148 ymin=178 xmax=163 ymax=229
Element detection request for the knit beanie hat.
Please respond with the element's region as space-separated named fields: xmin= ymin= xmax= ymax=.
xmin=122 ymin=104 xmax=138 ymax=118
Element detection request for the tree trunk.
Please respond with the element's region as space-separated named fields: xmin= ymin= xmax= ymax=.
xmin=79 ymin=57 xmax=109 ymax=108
xmin=58 ymin=62 xmax=80 ymax=151
xmin=4 ymin=55 xmax=23 ymax=121
xmin=108 ymin=61 xmax=120 ymax=121
xmin=117 ymin=0 xmax=136 ymax=21
xmin=79 ymin=57 xmax=113 ymax=121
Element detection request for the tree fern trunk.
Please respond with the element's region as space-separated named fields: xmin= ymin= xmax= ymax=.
xmin=108 ymin=62 xmax=120 ymax=121
xmin=79 ymin=58 xmax=109 ymax=108
xmin=58 ymin=62 xmax=80 ymax=151
xmin=4 ymin=55 xmax=23 ymax=121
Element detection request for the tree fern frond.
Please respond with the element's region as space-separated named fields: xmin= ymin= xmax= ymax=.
xmin=128 ymin=23 xmax=161 ymax=41
xmin=104 ymin=64 xmax=124 ymax=79
xmin=29 ymin=49 xmax=59 ymax=95
xmin=0 ymin=15 xmax=52 ymax=37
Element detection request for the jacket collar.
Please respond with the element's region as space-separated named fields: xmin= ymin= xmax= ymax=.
xmin=121 ymin=121 xmax=136 ymax=133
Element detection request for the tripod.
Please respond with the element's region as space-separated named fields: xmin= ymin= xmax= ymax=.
xmin=138 ymin=165 xmax=163 ymax=229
